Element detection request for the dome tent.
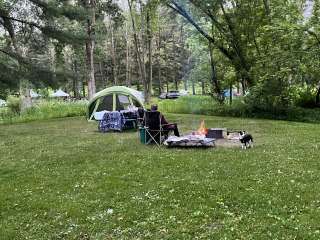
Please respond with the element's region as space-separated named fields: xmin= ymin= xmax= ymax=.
xmin=87 ymin=86 xmax=145 ymax=121
xmin=51 ymin=89 xmax=70 ymax=97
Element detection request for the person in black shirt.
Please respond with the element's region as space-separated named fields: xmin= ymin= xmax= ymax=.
xmin=151 ymin=104 xmax=180 ymax=137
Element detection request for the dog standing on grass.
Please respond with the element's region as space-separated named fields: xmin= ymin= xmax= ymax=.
xmin=239 ymin=131 xmax=254 ymax=149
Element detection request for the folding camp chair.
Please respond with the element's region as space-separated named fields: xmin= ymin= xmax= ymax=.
xmin=137 ymin=107 xmax=145 ymax=127
xmin=143 ymin=111 xmax=170 ymax=146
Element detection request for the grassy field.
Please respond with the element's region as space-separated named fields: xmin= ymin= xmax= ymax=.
xmin=1 ymin=114 xmax=320 ymax=239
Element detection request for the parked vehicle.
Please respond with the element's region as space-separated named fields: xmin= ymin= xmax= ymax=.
xmin=159 ymin=92 xmax=167 ymax=99
xmin=159 ymin=90 xmax=181 ymax=99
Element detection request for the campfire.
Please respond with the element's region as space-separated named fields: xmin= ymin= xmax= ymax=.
xmin=195 ymin=120 xmax=208 ymax=136
xmin=164 ymin=120 xmax=240 ymax=148
xmin=164 ymin=120 xmax=215 ymax=147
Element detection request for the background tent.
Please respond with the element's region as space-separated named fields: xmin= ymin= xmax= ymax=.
xmin=51 ymin=90 xmax=70 ymax=98
xmin=87 ymin=86 xmax=145 ymax=120
xmin=0 ymin=99 xmax=6 ymax=107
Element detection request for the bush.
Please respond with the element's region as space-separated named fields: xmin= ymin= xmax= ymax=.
xmin=293 ymin=89 xmax=317 ymax=108
xmin=6 ymin=96 xmax=20 ymax=114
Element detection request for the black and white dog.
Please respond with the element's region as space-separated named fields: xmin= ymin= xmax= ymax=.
xmin=239 ymin=131 xmax=253 ymax=149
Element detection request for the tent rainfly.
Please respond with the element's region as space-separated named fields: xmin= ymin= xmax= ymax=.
xmin=87 ymin=86 xmax=145 ymax=121
xmin=51 ymin=90 xmax=70 ymax=98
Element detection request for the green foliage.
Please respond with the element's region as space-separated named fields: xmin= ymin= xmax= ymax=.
xmin=6 ymin=95 xmax=20 ymax=114
xmin=0 ymin=100 xmax=86 ymax=124
xmin=292 ymin=87 xmax=317 ymax=108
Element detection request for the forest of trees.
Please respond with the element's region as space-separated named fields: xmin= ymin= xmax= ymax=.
xmin=1 ymin=0 xmax=320 ymax=109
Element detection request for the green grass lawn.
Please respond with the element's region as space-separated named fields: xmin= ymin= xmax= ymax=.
xmin=1 ymin=114 xmax=320 ymax=239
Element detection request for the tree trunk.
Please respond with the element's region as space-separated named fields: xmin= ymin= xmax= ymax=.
xmin=164 ymin=44 xmax=169 ymax=93
xmin=73 ymin=60 xmax=80 ymax=99
xmin=125 ymin=22 xmax=131 ymax=87
xmin=99 ymin=62 xmax=105 ymax=89
xmin=157 ymin=18 xmax=162 ymax=95
xmin=147 ymin=10 xmax=153 ymax=98
xmin=82 ymin=82 xmax=86 ymax=98
xmin=110 ymin=24 xmax=118 ymax=85
xmin=184 ymin=79 xmax=188 ymax=91
xmin=263 ymin=0 xmax=271 ymax=17
xmin=85 ymin=0 xmax=96 ymax=100
xmin=175 ymin=79 xmax=179 ymax=91
xmin=185 ymin=57 xmax=191 ymax=91
xmin=19 ymin=48 xmax=32 ymax=112
xmin=229 ymin=83 xmax=233 ymax=105
xmin=192 ymin=79 xmax=195 ymax=95
xmin=201 ymin=79 xmax=205 ymax=95
xmin=128 ymin=0 xmax=147 ymax=98
xmin=209 ymin=43 xmax=223 ymax=102
xmin=139 ymin=0 xmax=149 ymax=103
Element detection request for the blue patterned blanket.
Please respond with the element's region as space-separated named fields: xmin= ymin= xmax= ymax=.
xmin=98 ymin=111 xmax=126 ymax=133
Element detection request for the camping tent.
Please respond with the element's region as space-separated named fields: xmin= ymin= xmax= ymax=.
xmin=51 ymin=89 xmax=70 ymax=98
xmin=87 ymin=86 xmax=145 ymax=120
xmin=0 ymin=99 xmax=6 ymax=107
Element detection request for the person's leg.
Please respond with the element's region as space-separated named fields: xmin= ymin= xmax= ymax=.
xmin=173 ymin=123 xmax=180 ymax=137
xmin=163 ymin=123 xmax=180 ymax=137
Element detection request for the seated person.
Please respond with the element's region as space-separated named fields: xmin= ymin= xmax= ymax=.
xmin=151 ymin=104 xmax=180 ymax=137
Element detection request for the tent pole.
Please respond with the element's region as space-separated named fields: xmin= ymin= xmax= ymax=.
xmin=113 ymin=94 xmax=116 ymax=111
xmin=90 ymin=98 xmax=101 ymax=120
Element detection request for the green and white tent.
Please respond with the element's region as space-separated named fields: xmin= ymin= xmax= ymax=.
xmin=87 ymin=86 xmax=145 ymax=120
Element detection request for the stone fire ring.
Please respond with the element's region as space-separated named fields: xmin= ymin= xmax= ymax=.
xmin=164 ymin=135 xmax=215 ymax=148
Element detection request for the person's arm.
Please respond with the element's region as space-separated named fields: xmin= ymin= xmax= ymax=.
xmin=161 ymin=114 xmax=169 ymax=125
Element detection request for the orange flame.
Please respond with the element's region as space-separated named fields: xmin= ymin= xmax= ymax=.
xmin=196 ymin=120 xmax=208 ymax=135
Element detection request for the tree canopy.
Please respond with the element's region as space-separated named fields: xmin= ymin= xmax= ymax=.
xmin=1 ymin=0 xmax=319 ymax=108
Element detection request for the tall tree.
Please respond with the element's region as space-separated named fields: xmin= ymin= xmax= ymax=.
xmin=84 ymin=0 xmax=96 ymax=99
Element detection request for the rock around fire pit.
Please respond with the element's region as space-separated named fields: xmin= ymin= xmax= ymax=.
xmin=164 ymin=135 xmax=215 ymax=148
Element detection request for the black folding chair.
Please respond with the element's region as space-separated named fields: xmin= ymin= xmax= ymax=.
xmin=143 ymin=111 xmax=169 ymax=146
xmin=137 ymin=107 xmax=145 ymax=127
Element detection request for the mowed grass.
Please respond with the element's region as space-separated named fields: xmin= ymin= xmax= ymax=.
xmin=1 ymin=114 xmax=320 ymax=239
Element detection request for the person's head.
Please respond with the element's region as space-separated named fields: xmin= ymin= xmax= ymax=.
xmin=151 ymin=104 xmax=158 ymax=111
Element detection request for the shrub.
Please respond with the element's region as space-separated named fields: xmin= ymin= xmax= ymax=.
xmin=293 ymin=89 xmax=317 ymax=108
xmin=6 ymin=96 xmax=20 ymax=114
